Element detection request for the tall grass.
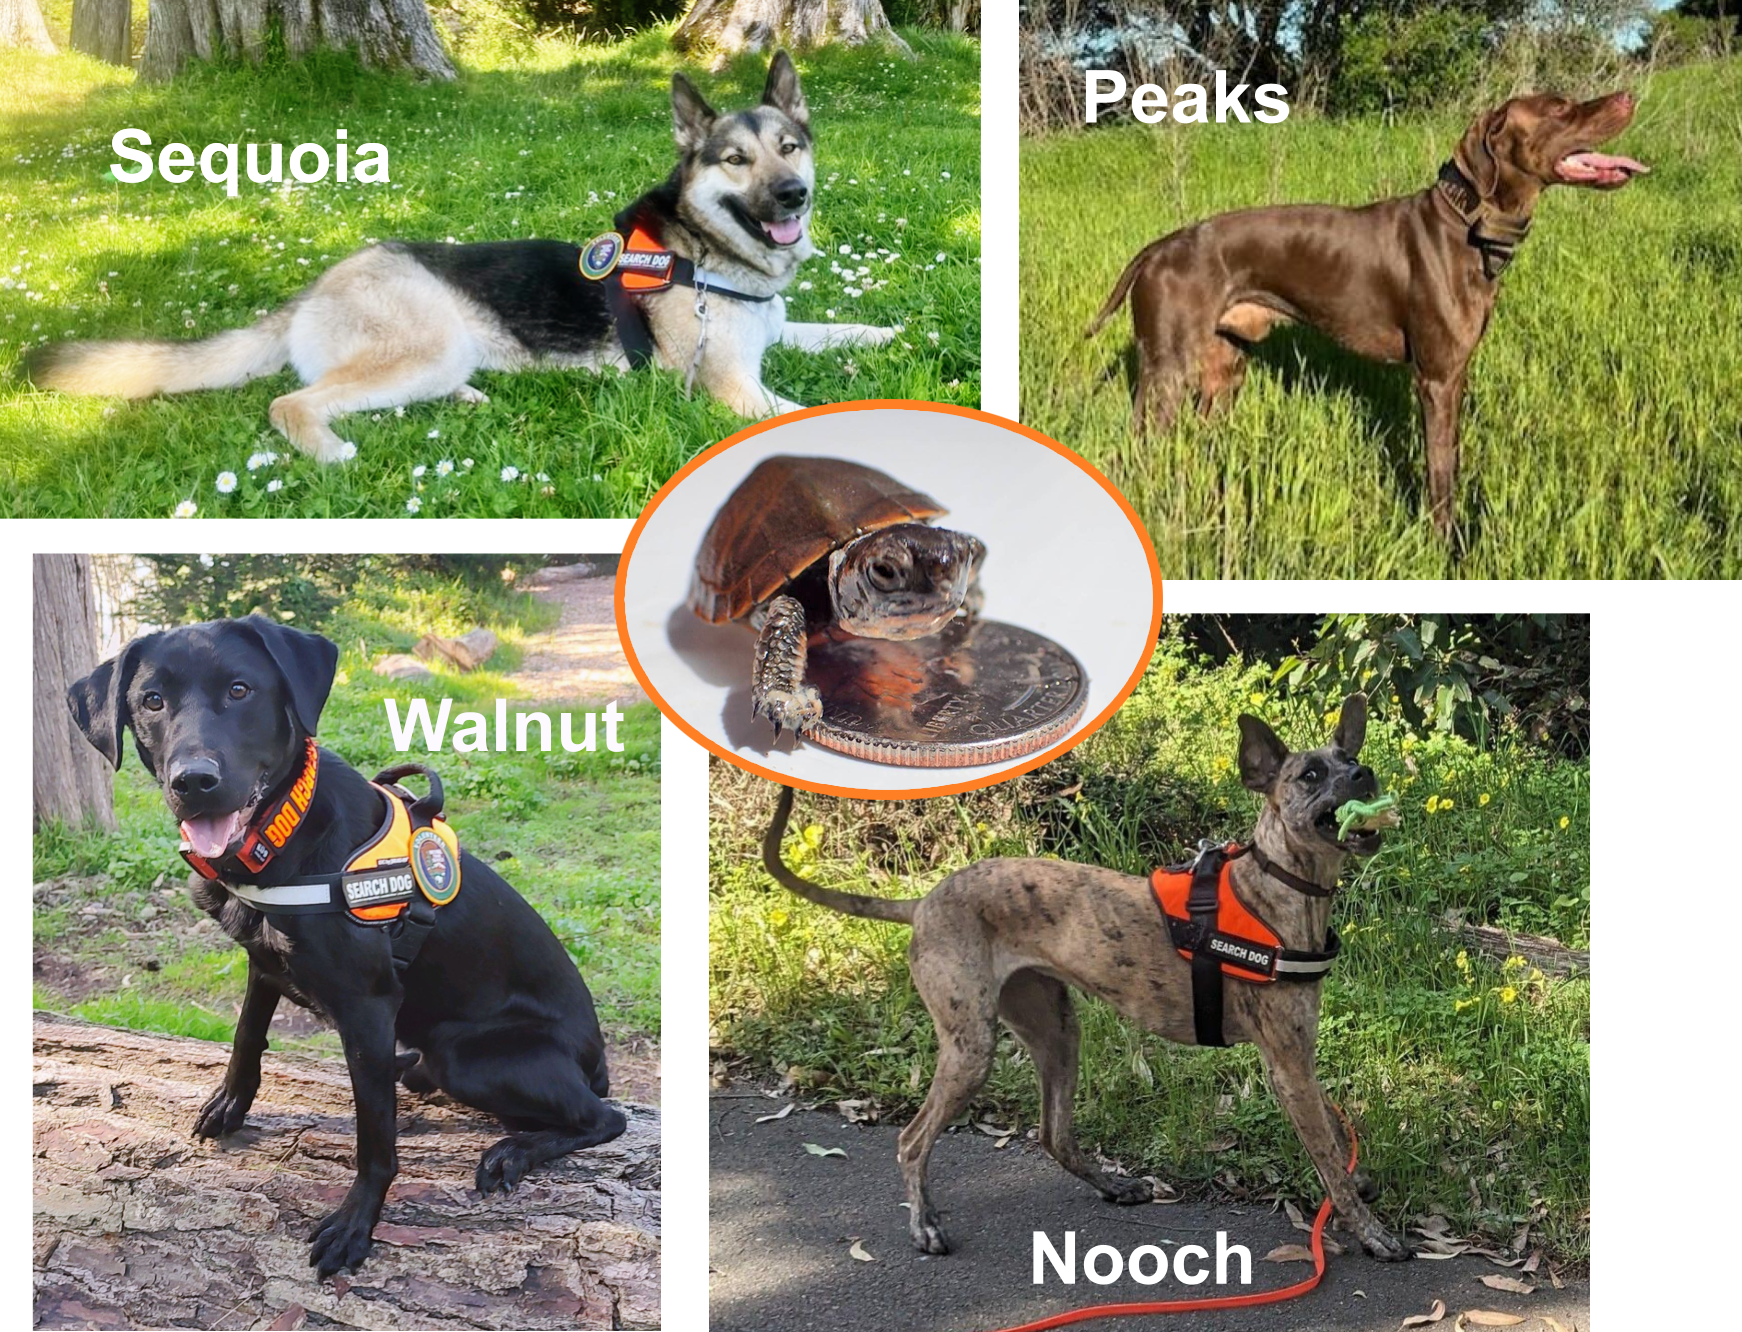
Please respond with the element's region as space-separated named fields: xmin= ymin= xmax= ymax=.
xmin=1020 ymin=58 xmax=1742 ymax=577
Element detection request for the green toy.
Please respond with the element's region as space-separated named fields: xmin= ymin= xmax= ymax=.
xmin=1335 ymin=794 xmax=1399 ymax=840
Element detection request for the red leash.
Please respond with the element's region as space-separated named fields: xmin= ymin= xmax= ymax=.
xmin=985 ymin=1109 xmax=1359 ymax=1332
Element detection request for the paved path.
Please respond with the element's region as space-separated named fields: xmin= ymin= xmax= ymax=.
xmin=710 ymin=1095 xmax=1588 ymax=1332
xmin=511 ymin=562 xmax=644 ymax=706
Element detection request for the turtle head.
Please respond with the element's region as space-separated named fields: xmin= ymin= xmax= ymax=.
xmin=828 ymin=524 xmax=985 ymax=641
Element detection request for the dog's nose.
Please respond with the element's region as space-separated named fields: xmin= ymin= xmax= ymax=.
xmin=1353 ymin=764 xmax=1377 ymax=795
xmin=168 ymin=756 xmax=222 ymax=797
xmin=773 ymin=178 xmax=809 ymax=211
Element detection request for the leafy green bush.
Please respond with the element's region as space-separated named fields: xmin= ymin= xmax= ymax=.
xmin=1331 ymin=9 xmax=1493 ymax=115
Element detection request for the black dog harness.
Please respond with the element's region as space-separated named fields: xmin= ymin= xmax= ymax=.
xmin=181 ymin=743 xmax=462 ymax=973
xmin=578 ymin=223 xmax=775 ymax=370
xmin=1150 ymin=842 xmax=1340 ymax=1048
xmin=1435 ymin=160 xmax=1532 ymax=281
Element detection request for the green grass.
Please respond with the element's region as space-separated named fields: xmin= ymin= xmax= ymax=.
xmin=1021 ymin=58 xmax=1742 ymax=577
xmin=34 ymin=563 xmax=662 ymax=1050
xmin=0 ymin=28 xmax=980 ymax=518
xmin=711 ymin=630 xmax=1590 ymax=1257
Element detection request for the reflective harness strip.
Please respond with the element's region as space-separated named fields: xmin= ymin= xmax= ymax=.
xmin=184 ymin=759 xmax=462 ymax=973
xmin=1150 ymin=843 xmax=1340 ymax=1048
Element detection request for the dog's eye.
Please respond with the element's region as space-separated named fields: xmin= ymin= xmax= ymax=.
xmin=781 ymin=141 xmax=798 ymax=156
xmin=726 ymin=152 xmax=747 ymax=167
xmin=1302 ymin=764 xmax=1322 ymax=781
xmin=142 ymin=690 xmax=164 ymax=712
xmin=228 ymin=681 xmax=251 ymax=700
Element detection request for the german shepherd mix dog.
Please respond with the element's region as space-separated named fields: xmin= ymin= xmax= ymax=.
xmin=30 ymin=53 xmax=891 ymax=460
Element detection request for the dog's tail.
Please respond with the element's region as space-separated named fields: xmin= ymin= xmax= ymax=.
xmin=762 ymin=785 xmax=919 ymax=924
xmin=26 ymin=305 xmax=296 ymax=399
xmin=1083 ymin=248 xmax=1152 ymax=338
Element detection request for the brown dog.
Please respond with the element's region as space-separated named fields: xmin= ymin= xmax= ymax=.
xmin=1087 ymin=93 xmax=1647 ymax=536
xmin=762 ymin=694 xmax=1412 ymax=1260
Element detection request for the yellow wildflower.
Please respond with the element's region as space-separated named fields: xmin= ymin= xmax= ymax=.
xmin=1558 ymin=815 xmax=1570 ymax=830
xmin=1479 ymin=793 xmax=1491 ymax=806
xmin=1499 ymin=985 xmax=1518 ymax=1004
xmin=1440 ymin=797 xmax=1455 ymax=811
xmin=1425 ymin=795 xmax=1440 ymax=814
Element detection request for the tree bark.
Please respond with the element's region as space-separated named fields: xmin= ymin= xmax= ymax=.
xmin=0 ymin=0 xmax=57 ymax=51
xmin=71 ymin=0 xmax=130 ymax=63
xmin=33 ymin=556 xmax=115 ymax=835
xmin=674 ymin=0 xmax=913 ymax=58
xmin=34 ymin=1014 xmax=661 ymax=1329
xmin=140 ymin=0 xmax=456 ymax=83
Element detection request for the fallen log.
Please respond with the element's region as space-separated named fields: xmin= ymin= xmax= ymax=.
xmin=33 ymin=1013 xmax=660 ymax=1330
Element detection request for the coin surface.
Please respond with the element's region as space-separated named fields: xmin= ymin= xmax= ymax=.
xmin=801 ymin=619 xmax=1088 ymax=768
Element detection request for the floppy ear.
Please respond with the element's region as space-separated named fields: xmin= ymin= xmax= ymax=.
xmin=66 ymin=639 xmax=146 ymax=770
xmin=1333 ymin=692 xmax=1368 ymax=757
xmin=671 ymin=73 xmax=717 ymax=154
xmin=762 ymin=50 xmax=809 ymax=130
xmin=1457 ymin=104 xmax=1507 ymax=200
xmin=1237 ymin=714 xmax=1290 ymax=794
xmin=237 ymin=616 xmax=338 ymax=737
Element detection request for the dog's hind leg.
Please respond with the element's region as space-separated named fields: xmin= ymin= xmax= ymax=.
xmin=428 ymin=1023 xmax=628 ymax=1194
xmin=269 ymin=352 xmax=475 ymax=462
xmin=999 ymin=970 xmax=1153 ymax=1205
xmin=898 ymin=928 xmax=999 ymax=1255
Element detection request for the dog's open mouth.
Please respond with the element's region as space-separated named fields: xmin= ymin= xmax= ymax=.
xmin=179 ymin=806 xmax=257 ymax=860
xmin=728 ymin=199 xmax=806 ymax=248
xmin=1313 ymin=807 xmax=1384 ymax=856
xmin=1555 ymin=150 xmax=1647 ymax=188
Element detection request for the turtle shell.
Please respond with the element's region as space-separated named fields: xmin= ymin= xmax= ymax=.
xmin=690 ymin=455 xmax=947 ymax=624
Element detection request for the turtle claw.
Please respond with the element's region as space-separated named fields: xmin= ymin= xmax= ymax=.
xmin=753 ymin=685 xmax=823 ymax=741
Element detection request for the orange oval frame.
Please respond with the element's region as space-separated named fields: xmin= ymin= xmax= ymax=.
xmin=614 ymin=399 xmax=1164 ymax=800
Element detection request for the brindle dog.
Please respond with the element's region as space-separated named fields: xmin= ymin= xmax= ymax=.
xmin=761 ymin=693 xmax=1410 ymax=1260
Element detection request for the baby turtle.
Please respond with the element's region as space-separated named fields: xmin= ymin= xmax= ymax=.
xmin=690 ymin=454 xmax=986 ymax=739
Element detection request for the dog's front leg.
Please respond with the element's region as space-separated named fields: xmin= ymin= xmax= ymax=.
xmin=697 ymin=347 xmax=804 ymax=420
xmin=1259 ymin=1044 xmax=1411 ymax=1260
xmin=780 ymin=321 xmax=897 ymax=352
xmin=194 ymin=957 xmax=279 ymax=1138
xmin=308 ymin=992 xmax=401 ymax=1278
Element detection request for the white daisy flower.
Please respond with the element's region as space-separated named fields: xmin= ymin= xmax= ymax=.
xmin=436 ymin=459 xmax=454 ymax=476
xmin=406 ymin=496 xmax=422 ymax=513
xmin=500 ymin=465 xmax=519 ymax=482
xmin=173 ymin=500 xmax=197 ymax=518
xmin=337 ymin=441 xmax=358 ymax=461
xmin=266 ymin=478 xmax=283 ymax=493
xmin=412 ymin=464 xmax=427 ymax=478
xmin=215 ymin=472 xmax=237 ymax=494
xmin=427 ymin=429 xmax=440 ymax=439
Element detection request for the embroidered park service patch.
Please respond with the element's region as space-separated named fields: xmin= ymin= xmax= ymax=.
xmin=580 ymin=231 xmax=624 ymax=280
xmin=411 ymin=827 xmax=459 ymax=905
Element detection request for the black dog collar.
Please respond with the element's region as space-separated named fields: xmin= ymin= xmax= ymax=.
xmin=1435 ymin=160 xmax=1532 ymax=280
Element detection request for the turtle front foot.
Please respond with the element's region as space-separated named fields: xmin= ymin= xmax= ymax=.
xmin=752 ymin=595 xmax=822 ymax=742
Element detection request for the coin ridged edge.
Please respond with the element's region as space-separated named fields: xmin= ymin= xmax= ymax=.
xmin=805 ymin=686 xmax=1089 ymax=769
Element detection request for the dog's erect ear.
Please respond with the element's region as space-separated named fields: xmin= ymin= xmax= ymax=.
xmin=66 ymin=638 xmax=147 ymax=770
xmin=671 ymin=73 xmax=717 ymax=154
xmin=1237 ymin=714 xmax=1290 ymax=794
xmin=762 ymin=50 xmax=809 ymax=130
xmin=1333 ymin=692 xmax=1368 ymax=758
xmin=237 ymin=616 xmax=338 ymax=737
xmin=1457 ymin=103 xmax=1508 ymax=200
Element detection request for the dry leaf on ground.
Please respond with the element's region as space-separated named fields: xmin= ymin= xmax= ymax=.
xmin=1478 ymin=1275 xmax=1535 ymax=1295
xmin=848 ymin=1239 xmax=875 ymax=1262
xmin=1400 ymin=1299 xmax=1447 ymax=1328
xmin=754 ymin=1104 xmax=795 ymax=1123
xmin=801 ymin=1142 xmax=846 ymax=1158
xmin=1262 ymin=1244 xmax=1315 ymax=1264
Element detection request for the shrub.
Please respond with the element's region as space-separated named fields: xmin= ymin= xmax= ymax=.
xmin=1331 ymin=9 xmax=1494 ymax=116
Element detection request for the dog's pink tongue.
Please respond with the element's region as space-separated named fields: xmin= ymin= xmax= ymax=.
xmin=1562 ymin=151 xmax=1648 ymax=180
xmin=762 ymin=216 xmax=803 ymax=245
xmin=181 ymin=811 xmax=246 ymax=859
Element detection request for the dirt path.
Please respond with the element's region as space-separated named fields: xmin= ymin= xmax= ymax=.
xmin=511 ymin=563 xmax=644 ymax=707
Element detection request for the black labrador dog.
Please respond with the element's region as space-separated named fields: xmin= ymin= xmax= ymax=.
xmin=67 ymin=615 xmax=627 ymax=1277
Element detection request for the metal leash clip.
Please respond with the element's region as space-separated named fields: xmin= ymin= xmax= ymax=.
xmin=685 ymin=270 xmax=710 ymax=398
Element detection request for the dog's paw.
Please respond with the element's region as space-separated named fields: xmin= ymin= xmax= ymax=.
xmin=1353 ymin=1168 xmax=1380 ymax=1204
xmin=476 ymin=1137 xmax=532 ymax=1195
xmin=1359 ymin=1226 xmax=1413 ymax=1262
xmin=452 ymin=384 xmax=490 ymax=406
xmin=192 ymin=1083 xmax=253 ymax=1139
xmin=308 ymin=1205 xmax=376 ymax=1278
xmin=1098 ymin=1176 xmax=1154 ymax=1206
xmin=909 ymin=1210 xmax=953 ymax=1255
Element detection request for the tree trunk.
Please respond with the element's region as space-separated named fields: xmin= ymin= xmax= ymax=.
xmin=33 ymin=556 xmax=115 ymax=835
xmin=140 ymin=0 xmax=456 ymax=83
xmin=0 ymin=0 xmax=57 ymax=51
xmin=674 ymin=0 xmax=913 ymax=58
xmin=71 ymin=0 xmax=130 ymax=63
xmin=34 ymin=1014 xmax=661 ymax=1329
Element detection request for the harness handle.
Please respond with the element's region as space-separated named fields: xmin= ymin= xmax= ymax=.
xmin=373 ymin=763 xmax=445 ymax=821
